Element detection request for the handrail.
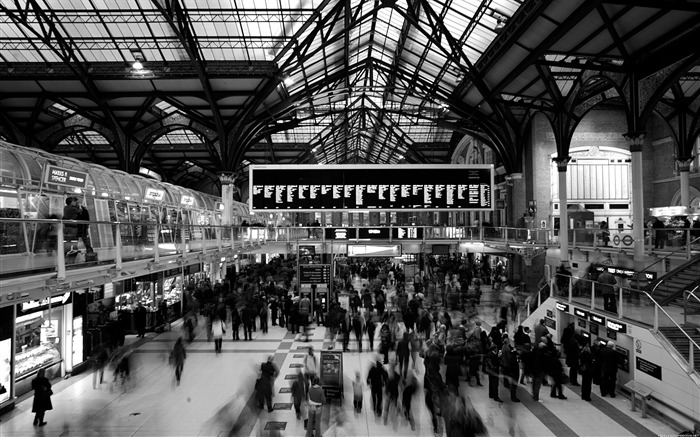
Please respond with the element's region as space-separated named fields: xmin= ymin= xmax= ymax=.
xmin=516 ymin=282 xmax=550 ymax=327
xmin=642 ymin=234 xmax=700 ymax=280
xmin=564 ymin=274 xmax=700 ymax=372
xmin=683 ymin=285 xmax=700 ymax=326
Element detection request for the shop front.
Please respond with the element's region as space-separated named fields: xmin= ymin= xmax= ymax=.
xmin=13 ymin=293 xmax=72 ymax=398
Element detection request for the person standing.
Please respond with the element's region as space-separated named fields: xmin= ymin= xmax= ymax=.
xmin=133 ymin=302 xmax=148 ymax=338
xmin=565 ymin=333 xmax=581 ymax=386
xmin=352 ymin=310 xmax=365 ymax=352
xmin=230 ymin=309 xmax=241 ymax=340
xmin=171 ymin=337 xmax=187 ymax=385
xmin=306 ymin=376 xmax=326 ymax=437
xmin=352 ymin=371 xmax=364 ymax=415
xmin=212 ymin=316 xmax=225 ymax=353
xmin=651 ymin=216 xmax=666 ymax=249
xmin=598 ymin=340 xmax=620 ymax=397
xmin=501 ymin=333 xmax=521 ymax=402
xmin=299 ymin=294 xmax=312 ymax=339
xmin=597 ymin=267 xmax=618 ymax=313
xmin=579 ymin=342 xmax=594 ymax=401
xmin=31 ymin=368 xmax=52 ymax=426
xmin=242 ymin=304 xmax=255 ymax=341
xmin=485 ymin=343 xmax=503 ymax=403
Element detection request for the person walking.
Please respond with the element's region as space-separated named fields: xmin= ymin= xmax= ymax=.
xmin=597 ymin=267 xmax=618 ymax=313
xmin=171 ymin=337 xmax=187 ymax=385
xmin=396 ymin=332 xmax=410 ymax=378
xmin=304 ymin=346 xmax=318 ymax=384
xmin=291 ymin=371 xmax=308 ymax=420
xmin=352 ymin=371 xmax=364 ymax=415
xmin=231 ymin=309 xmax=241 ymax=340
xmin=212 ymin=315 xmax=225 ymax=353
xmin=352 ymin=310 xmax=365 ymax=352
xmin=367 ymin=360 xmax=387 ymax=417
xmin=31 ymin=368 xmax=52 ymax=426
xmin=258 ymin=355 xmax=279 ymax=412
xmin=306 ymin=376 xmax=326 ymax=437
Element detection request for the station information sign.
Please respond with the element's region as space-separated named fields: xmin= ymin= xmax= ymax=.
xmin=299 ymin=264 xmax=331 ymax=285
xmin=249 ymin=164 xmax=494 ymax=212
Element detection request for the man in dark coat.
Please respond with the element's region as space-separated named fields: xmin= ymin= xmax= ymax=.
xmin=598 ymin=340 xmax=620 ymax=397
xmin=367 ymin=360 xmax=387 ymax=417
xmin=133 ymin=302 xmax=148 ymax=338
xmin=257 ymin=356 xmax=279 ymax=412
xmin=396 ymin=332 xmax=411 ymax=378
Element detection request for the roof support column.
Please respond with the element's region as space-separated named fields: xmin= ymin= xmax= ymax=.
xmin=553 ymin=157 xmax=570 ymax=266
xmin=623 ymin=132 xmax=646 ymax=273
xmin=218 ymin=172 xmax=237 ymax=227
xmin=677 ymin=158 xmax=694 ymax=207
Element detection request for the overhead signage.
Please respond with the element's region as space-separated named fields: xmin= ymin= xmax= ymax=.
xmin=325 ymin=228 xmax=356 ymax=240
xmin=574 ymin=307 xmax=589 ymax=319
xmin=144 ymin=187 xmax=165 ymax=201
xmin=249 ymin=164 xmax=494 ymax=212
xmin=21 ymin=292 xmax=71 ymax=313
xmin=180 ymin=195 xmax=195 ymax=206
xmin=44 ymin=165 xmax=88 ymax=189
xmin=589 ymin=313 xmax=605 ymax=325
xmin=347 ymin=244 xmax=402 ymax=257
xmin=299 ymin=264 xmax=331 ymax=285
xmin=606 ymin=320 xmax=627 ymax=333
xmin=636 ymin=357 xmax=662 ymax=380
xmin=594 ymin=265 xmax=656 ymax=280
xmin=555 ymin=302 xmax=569 ymax=312
xmin=649 ymin=206 xmax=688 ymax=218
xmin=392 ymin=227 xmax=423 ymax=239
xmin=358 ymin=227 xmax=390 ymax=239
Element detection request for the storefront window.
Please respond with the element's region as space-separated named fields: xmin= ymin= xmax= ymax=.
xmin=0 ymin=339 xmax=10 ymax=403
xmin=15 ymin=307 xmax=62 ymax=380
xmin=72 ymin=317 xmax=83 ymax=367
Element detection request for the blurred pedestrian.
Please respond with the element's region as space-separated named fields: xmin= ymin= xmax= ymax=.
xmin=258 ymin=355 xmax=279 ymax=412
xmin=367 ymin=360 xmax=387 ymax=417
xmin=212 ymin=315 xmax=225 ymax=353
xmin=304 ymin=346 xmax=318 ymax=384
xmin=31 ymin=368 xmax=52 ymax=426
xmin=352 ymin=371 xmax=364 ymax=415
xmin=291 ymin=371 xmax=308 ymax=421
xmin=306 ymin=375 xmax=326 ymax=437
xmin=171 ymin=337 xmax=187 ymax=385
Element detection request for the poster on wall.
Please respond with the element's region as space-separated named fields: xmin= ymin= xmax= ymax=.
xmin=0 ymin=338 xmax=10 ymax=403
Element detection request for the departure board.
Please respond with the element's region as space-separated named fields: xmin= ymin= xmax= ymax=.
xmin=299 ymin=264 xmax=331 ymax=284
xmin=249 ymin=164 xmax=493 ymax=211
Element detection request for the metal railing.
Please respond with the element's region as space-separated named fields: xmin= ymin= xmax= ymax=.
xmin=553 ymin=273 xmax=700 ymax=374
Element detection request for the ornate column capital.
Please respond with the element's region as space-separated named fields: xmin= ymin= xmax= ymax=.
xmin=552 ymin=156 xmax=571 ymax=171
xmin=677 ymin=157 xmax=694 ymax=173
xmin=623 ymin=131 xmax=646 ymax=152
xmin=217 ymin=171 xmax=237 ymax=185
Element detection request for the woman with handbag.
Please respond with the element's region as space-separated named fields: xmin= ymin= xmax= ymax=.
xmin=31 ymin=368 xmax=53 ymax=426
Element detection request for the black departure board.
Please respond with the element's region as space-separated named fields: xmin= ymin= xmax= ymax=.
xmin=249 ymin=164 xmax=493 ymax=211
xmin=299 ymin=264 xmax=331 ymax=284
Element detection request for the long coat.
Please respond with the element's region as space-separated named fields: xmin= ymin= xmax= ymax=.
xmin=31 ymin=376 xmax=53 ymax=413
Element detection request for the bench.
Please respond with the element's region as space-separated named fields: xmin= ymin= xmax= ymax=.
xmin=624 ymin=380 xmax=653 ymax=418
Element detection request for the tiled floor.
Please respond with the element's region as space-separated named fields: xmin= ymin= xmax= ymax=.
xmin=0 ymin=298 xmax=681 ymax=437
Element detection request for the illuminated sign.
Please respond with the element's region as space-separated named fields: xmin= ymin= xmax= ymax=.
xmin=250 ymin=164 xmax=494 ymax=212
xmin=44 ymin=165 xmax=88 ymax=189
xmin=348 ymin=244 xmax=402 ymax=257
xmin=606 ymin=320 xmax=627 ymax=333
xmin=594 ymin=265 xmax=656 ymax=280
xmin=392 ymin=227 xmax=423 ymax=239
xmin=589 ymin=313 xmax=605 ymax=325
xmin=555 ymin=302 xmax=569 ymax=312
xmin=325 ymin=228 xmax=357 ymax=240
xmin=358 ymin=228 xmax=390 ymax=239
xmin=216 ymin=202 xmax=225 ymax=211
xmin=574 ymin=308 xmax=589 ymax=319
xmin=21 ymin=292 xmax=71 ymax=312
xmin=181 ymin=195 xmax=195 ymax=206
xmin=145 ymin=188 xmax=165 ymax=201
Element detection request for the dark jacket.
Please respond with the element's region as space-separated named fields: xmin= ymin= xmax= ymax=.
xmin=31 ymin=376 xmax=53 ymax=412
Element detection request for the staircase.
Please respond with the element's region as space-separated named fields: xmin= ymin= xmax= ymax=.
xmin=658 ymin=326 xmax=700 ymax=371
xmin=647 ymin=257 xmax=700 ymax=310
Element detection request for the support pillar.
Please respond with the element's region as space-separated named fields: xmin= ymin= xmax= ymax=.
xmin=217 ymin=172 xmax=237 ymax=227
xmin=554 ymin=157 xmax=570 ymax=265
xmin=678 ymin=158 xmax=693 ymax=206
xmin=624 ymin=132 xmax=646 ymax=273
